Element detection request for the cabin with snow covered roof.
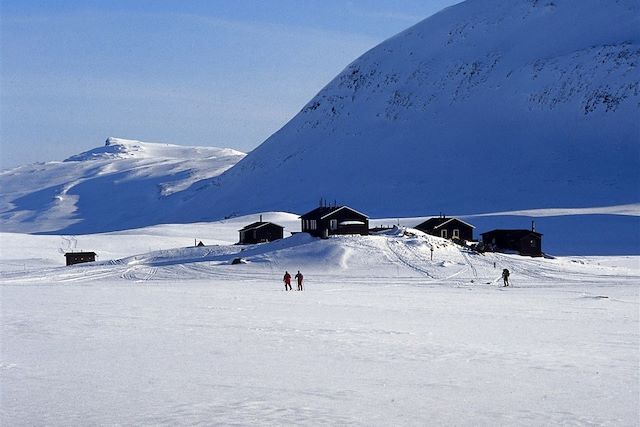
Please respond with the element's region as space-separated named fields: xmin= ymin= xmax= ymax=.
xmin=300 ymin=205 xmax=369 ymax=238
xmin=238 ymin=219 xmax=284 ymax=244
xmin=481 ymin=229 xmax=543 ymax=257
xmin=415 ymin=216 xmax=474 ymax=241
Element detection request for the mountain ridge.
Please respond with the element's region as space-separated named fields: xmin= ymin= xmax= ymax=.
xmin=0 ymin=138 xmax=245 ymax=233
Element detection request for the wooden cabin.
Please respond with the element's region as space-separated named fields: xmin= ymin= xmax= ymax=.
xmin=64 ymin=252 xmax=97 ymax=266
xmin=415 ymin=216 xmax=474 ymax=241
xmin=300 ymin=205 xmax=369 ymax=238
xmin=238 ymin=221 xmax=284 ymax=244
xmin=481 ymin=229 xmax=543 ymax=257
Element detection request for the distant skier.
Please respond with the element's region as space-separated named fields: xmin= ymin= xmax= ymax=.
xmin=295 ymin=270 xmax=304 ymax=291
xmin=283 ymin=271 xmax=292 ymax=291
xmin=502 ymin=268 xmax=510 ymax=287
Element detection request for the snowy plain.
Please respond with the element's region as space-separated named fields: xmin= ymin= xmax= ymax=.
xmin=1 ymin=213 xmax=638 ymax=425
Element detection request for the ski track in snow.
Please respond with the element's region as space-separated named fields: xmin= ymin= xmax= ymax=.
xmin=385 ymin=238 xmax=437 ymax=279
xmin=460 ymin=251 xmax=478 ymax=279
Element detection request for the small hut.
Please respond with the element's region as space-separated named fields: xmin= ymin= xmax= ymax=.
xmin=300 ymin=205 xmax=369 ymax=238
xmin=64 ymin=252 xmax=97 ymax=266
xmin=238 ymin=218 xmax=284 ymax=244
xmin=415 ymin=216 xmax=475 ymax=241
xmin=481 ymin=229 xmax=543 ymax=257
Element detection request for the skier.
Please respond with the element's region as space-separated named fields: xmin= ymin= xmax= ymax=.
xmin=295 ymin=270 xmax=304 ymax=291
xmin=502 ymin=268 xmax=510 ymax=287
xmin=283 ymin=271 xmax=292 ymax=291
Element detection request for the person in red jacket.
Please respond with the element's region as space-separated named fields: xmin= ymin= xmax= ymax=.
xmin=295 ymin=270 xmax=304 ymax=291
xmin=283 ymin=271 xmax=292 ymax=291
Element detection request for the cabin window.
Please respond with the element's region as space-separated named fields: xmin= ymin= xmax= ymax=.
xmin=530 ymin=239 xmax=536 ymax=247
xmin=330 ymin=219 xmax=338 ymax=230
xmin=453 ymin=229 xmax=460 ymax=238
xmin=310 ymin=220 xmax=317 ymax=230
xmin=441 ymin=229 xmax=448 ymax=239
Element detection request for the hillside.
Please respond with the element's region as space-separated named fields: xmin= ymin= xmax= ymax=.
xmin=188 ymin=0 xmax=639 ymax=217
xmin=2 ymin=214 xmax=638 ymax=284
xmin=0 ymin=137 xmax=245 ymax=233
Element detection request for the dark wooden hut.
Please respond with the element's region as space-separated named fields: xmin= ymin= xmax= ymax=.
xmin=300 ymin=205 xmax=369 ymax=238
xmin=481 ymin=229 xmax=543 ymax=257
xmin=238 ymin=220 xmax=284 ymax=244
xmin=64 ymin=251 xmax=97 ymax=266
xmin=415 ymin=216 xmax=475 ymax=241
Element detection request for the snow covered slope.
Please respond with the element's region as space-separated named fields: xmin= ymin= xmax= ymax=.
xmin=0 ymin=137 xmax=245 ymax=233
xmin=190 ymin=0 xmax=639 ymax=217
xmin=2 ymin=217 xmax=638 ymax=287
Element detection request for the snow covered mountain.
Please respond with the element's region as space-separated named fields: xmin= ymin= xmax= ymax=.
xmin=0 ymin=138 xmax=245 ymax=233
xmin=189 ymin=0 xmax=639 ymax=218
xmin=1 ymin=0 xmax=638 ymax=254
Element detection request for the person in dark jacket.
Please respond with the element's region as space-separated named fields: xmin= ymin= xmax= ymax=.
xmin=502 ymin=268 xmax=510 ymax=287
xmin=283 ymin=271 xmax=292 ymax=291
xmin=295 ymin=270 xmax=304 ymax=291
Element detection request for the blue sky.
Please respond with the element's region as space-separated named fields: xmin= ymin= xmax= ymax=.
xmin=0 ymin=0 xmax=460 ymax=168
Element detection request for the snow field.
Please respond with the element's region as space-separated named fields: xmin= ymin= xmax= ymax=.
xmin=2 ymin=278 xmax=638 ymax=425
xmin=1 ymin=218 xmax=638 ymax=425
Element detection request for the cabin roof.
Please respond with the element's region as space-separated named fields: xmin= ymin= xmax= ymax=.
xmin=300 ymin=206 xmax=336 ymax=219
xmin=481 ymin=229 xmax=543 ymax=238
xmin=300 ymin=205 xmax=369 ymax=220
xmin=416 ymin=217 xmax=475 ymax=230
xmin=239 ymin=221 xmax=284 ymax=232
xmin=64 ymin=251 xmax=96 ymax=257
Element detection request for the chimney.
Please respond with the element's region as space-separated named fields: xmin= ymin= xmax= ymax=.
xmin=260 ymin=214 xmax=263 ymax=222
xmin=531 ymin=220 xmax=535 ymax=232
